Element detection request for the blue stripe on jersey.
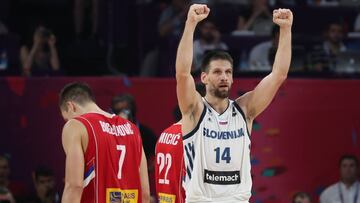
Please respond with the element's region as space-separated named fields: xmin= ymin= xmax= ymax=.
xmin=188 ymin=143 xmax=195 ymax=158
xmin=233 ymin=102 xmax=251 ymax=137
xmin=84 ymin=165 xmax=95 ymax=179
xmin=185 ymin=145 xmax=194 ymax=170
xmin=187 ymin=166 xmax=192 ymax=179
xmin=183 ymin=106 xmax=207 ymax=140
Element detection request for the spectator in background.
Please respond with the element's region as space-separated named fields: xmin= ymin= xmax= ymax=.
xmin=26 ymin=166 xmax=60 ymax=203
xmin=0 ymin=156 xmax=15 ymax=203
xmin=232 ymin=0 xmax=273 ymax=36
xmin=193 ymin=20 xmax=228 ymax=74
xmin=140 ymin=0 xmax=189 ymax=77
xmin=158 ymin=0 xmax=189 ymax=38
xmin=308 ymin=21 xmax=347 ymax=72
xmin=0 ymin=156 xmax=10 ymax=191
xmin=73 ymin=0 xmax=98 ymax=39
xmin=292 ymin=192 xmax=312 ymax=203
xmin=0 ymin=155 xmax=27 ymax=202
xmin=248 ymin=25 xmax=279 ymax=71
xmin=320 ymin=155 xmax=360 ymax=203
xmin=20 ymin=26 xmax=61 ymax=76
xmin=111 ymin=94 xmax=157 ymax=160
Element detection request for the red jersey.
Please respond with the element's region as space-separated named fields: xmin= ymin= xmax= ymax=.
xmin=74 ymin=113 xmax=143 ymax=203
xmin=155 ymin=123 xmax=185 ymax=203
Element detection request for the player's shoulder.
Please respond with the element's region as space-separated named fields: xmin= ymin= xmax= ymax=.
xmin=62 ymin=119 xmax=87 ymax=144
xmin=163 ymin=122 xmax=182 ymax=133
xmin=63 ymin=118 xmax=86 ymax=133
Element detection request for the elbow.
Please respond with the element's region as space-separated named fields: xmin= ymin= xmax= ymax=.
xmin=62 ymin=184 xmax=83 ymax=203
xmin=271 ymin=71 xmax=287 ymax=84
xmin=278 ymin=73 xmax=287 ymax=82
xmin=175 ymin=70 xmax=189 ymax=81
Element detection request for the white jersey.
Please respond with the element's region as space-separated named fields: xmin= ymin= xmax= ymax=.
xmin=183 ymin=98 xmax=252 ymax=203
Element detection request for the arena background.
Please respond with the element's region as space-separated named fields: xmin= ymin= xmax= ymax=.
xmin=1 ymin=77 xmax=359 ymax=203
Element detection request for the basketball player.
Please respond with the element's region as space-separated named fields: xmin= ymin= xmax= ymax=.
xmin=155 ymin=122 xmax=184 ymax=203
xmin=59 ymin=82 xmax=150 ymax=203
xmin=155 ymin=84 xmax=206 ymax=203
xmin=176 ymin=4 xmax=293 ymax=203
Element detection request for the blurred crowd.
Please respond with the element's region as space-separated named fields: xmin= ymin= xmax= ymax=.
xmin=0 ymin=0 xmax=359 ymax=77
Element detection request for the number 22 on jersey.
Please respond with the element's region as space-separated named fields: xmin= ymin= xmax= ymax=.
xmin=157 ymin=153 xmax=172 ymax=184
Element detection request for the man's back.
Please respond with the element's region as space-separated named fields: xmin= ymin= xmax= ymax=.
xmin=155 ymin=123 xmax=185 ymax=203
xmin=75 ymin=113 xmax=143 ymax=203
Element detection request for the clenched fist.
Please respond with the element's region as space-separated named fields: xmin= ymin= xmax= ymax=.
xmin=273 ymin=9 xmax=293 ymax=28
xmin=187 ymin=4 xmax=210 ymax=24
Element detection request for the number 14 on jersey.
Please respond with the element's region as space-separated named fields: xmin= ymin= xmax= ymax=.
xmin=214 ymin=147 xmax=231 ymax=163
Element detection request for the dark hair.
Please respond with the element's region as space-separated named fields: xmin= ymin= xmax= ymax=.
xmin=201 ymin=50 xmax=233 ymax=72
xmin=34 ymin=166 xmax=54 ymax=181
xmin=59 ymin=82 xmax=95 ymax=110
xmin=339 ymin=154 xmax=359 ymax=167
xmin=292 ymin=192 xmax=311 ymax=203
xmin=111 ymin=94 xmax=136 ymax=118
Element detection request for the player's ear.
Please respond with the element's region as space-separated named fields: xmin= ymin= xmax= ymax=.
xmin=66 ymin=101 xmax=76 ymax=112
xmin=201 ymin=71 xmax=207 ymax=85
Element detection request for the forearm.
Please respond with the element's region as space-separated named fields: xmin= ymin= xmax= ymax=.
xmin=49 ymin=46 xmax=60 ymax=70
xmin=61 ymin=185 xmax=83 ymax=203
xmin=272 ymin=27 xmax=291 ymax=78
xmin=141 ymin=190 xmax=150 ymax=203
xmin=23 ymin=46 xmax=38 ymax=69
xmin=176 ymin=20 xmax=196 ymax=77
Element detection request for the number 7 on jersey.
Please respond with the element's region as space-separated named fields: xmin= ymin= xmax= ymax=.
xmin=116 ymin=145 xmax=126 ymax=179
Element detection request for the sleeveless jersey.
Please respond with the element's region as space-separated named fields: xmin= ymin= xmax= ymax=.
xmin=74 ymin=113 xmax=143 ymax=203
xmin=182 ymin=99 xmax=251 ymax=203
xmin=155 ymin=123 xmax=185 ymax=203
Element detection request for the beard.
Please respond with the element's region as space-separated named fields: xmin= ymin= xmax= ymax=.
xmin=213 ymin=87 xmax=230 ymax=98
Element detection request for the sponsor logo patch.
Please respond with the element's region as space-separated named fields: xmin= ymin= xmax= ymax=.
xmin=106 ymin=188 xmax=138 ymax=203
xmin=158 ymin=192 xmax=176 ymax=203
xmin=204 ymin=169 xmax=241 ymax=185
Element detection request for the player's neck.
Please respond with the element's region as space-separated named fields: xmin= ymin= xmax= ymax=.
xmin=82 ymin=103 xmax=112 ymax=117
xmin=204 ymin=95 xmax=229 ymax=114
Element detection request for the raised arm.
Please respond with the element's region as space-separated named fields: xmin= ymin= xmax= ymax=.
xmin=61 ymin=120 xmax=87 ymax=203
xmin=237 ymin=9 xmax=293 ymax=121
xmin=176 ymin=4 xmax=209 ymax=132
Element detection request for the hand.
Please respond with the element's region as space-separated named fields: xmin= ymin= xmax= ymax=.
xmin=48 ymin=34 xmax=56 ymax=47
xmin=273 ymin=9 xmax=293 ymax=28
xmin=187 ymin=4 xmax=210 ymax=24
